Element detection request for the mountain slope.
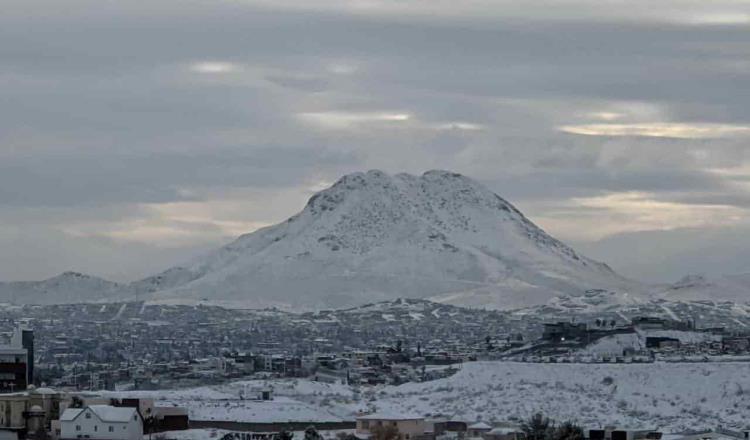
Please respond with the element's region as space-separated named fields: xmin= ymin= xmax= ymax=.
xmin=0 ymin=271 xmax=122 ymax=305
xmin=134 ymin=170 xmax=642 ymax=309
xmin=660 ymin=273 xmax=750 ymax=303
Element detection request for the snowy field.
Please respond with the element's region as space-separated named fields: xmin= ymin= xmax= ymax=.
xmin=360 ymin=362 xmax=750 ymax=432
xmin=150 ymin=428 xmax=356 ymax=440
xmin=120 ymin=361 xmax=750 ymax=432
xmin=108 ymin=380 xmax=353 ymax=423
xmin=578 ymin=330 xmax=723 ymax=356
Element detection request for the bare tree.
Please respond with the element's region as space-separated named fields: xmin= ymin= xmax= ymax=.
xmin=371 ymin=424 xmax=400 ymax=440
xmin=552 ymin=422 xmax=585 ymax=440
xmin=521 ymin=413 xmax=553 ymax=440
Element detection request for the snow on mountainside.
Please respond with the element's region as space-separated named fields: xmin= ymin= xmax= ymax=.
xmin=661 ymin=273 xmax=750 ymax=303
xmin=0 ymin=170 xmax=646 ymax=308
xmin=132 ymin=170 xmax=642 ymax=309
xmin=0 ymin=272 xmax=123 ymax=305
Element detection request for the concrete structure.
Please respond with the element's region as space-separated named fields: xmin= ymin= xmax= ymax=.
xmin=356 ymin=413 xmax=426 ymax=440
xmin=10 ymin=326 xmax=34 ymax=387
xmin=151 ymin=406 xmax=189 ymax=432
xmin=59 ymin=405 xmax=142 ymax=440
xmin=467 ymin=422 xmax=492 ymax=438
xmin=0 ymin=325 xmax=34 ymax=393
xmin=672 ymin=430 xmax=750 ymax=440
xmin=542 ymin=322 xmax=587 ymax=342
xmin=0 ymin=386 xmax=63 ymax=439
xmin=588 ymin=428 xmax=662 ymax=440
xmin=484 ymin=427 xmax=524 ymax=440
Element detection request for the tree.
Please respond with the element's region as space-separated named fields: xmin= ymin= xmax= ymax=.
xmin=371 ymin=424 xmax=400 ymax=440
xmin=552 ymin=422 xmax=585 ymax=440
xmin=521 ymin=413 xmax=553 ymax=440
xmin=70 ymin=396 xmax=84 ymax=408
xmin=304 ymin=426 xmax=322 ymax=440
xmin=277 ymin=431 xmax=294 ymax=440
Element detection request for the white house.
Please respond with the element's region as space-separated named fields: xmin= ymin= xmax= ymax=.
xmin=59 ymin=405 xmax=142 ymax=440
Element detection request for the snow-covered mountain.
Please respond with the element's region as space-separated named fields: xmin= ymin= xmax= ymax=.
xmin=128 ymin=170 xmax=643 ymax=309
xmin=0 ymin=271 xmax=123 ymax=305
xmin=0 ymin=170 xmax=653 ymax=309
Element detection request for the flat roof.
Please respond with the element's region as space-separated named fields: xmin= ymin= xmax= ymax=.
xmin=357 ymin=412 xmax=424 ymax=421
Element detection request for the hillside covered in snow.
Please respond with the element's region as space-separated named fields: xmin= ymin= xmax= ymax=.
xmin=125 ymin=170 xmax=642 ymax=309
xmin=660 ymin=273 xmax=750 ymax=303
xmin=0 ymin=271 xmax=123 ymax=304
xmin=2 ymin=170 xmax=748 ymax=308
xmin=109 ymin=361 xmax=750 ymax=433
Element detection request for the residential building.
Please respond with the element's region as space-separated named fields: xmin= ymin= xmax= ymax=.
xmin=59 ymin=405 xmax=142 ymax=440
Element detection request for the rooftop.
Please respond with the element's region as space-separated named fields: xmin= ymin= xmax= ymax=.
xmin=357 ymin=412 xmax=424 ymax=421
xmin=61 ymin=405 xmax=139 ymax=423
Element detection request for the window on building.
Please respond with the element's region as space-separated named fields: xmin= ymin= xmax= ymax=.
xmin=94 ymin=426 xmax=98 ymax=432
xmin=109 ymin=426 xmax=114 ymax=432
xmin=85 ymin=412 xmax=91 ymax=419
xmin=75 ymin=425 xmax=81 ymax=431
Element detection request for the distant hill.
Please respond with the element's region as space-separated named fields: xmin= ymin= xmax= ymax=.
xmin=0 ymin=271 xmax=123 ymax=305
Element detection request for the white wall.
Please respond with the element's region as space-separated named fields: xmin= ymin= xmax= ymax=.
xmin=60 ymin=408 xmax=142 ymax=440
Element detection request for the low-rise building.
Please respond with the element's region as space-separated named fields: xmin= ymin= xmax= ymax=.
xmin=356 ymin=413 xmax=426 ymax=440
xmin=0 ymin=386 xmax=63 ymax=439
xmin=59 ymin=405 xmax=142 ymax=440
xmin=467 ymin=422 xmax=492 ymax=438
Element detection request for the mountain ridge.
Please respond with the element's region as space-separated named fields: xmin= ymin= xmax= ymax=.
xmin=3 ymin=169 xmax=739 ymax=309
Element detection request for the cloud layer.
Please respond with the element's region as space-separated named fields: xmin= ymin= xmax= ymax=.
xmin=2 ymin=0 xmax=750 ymax=282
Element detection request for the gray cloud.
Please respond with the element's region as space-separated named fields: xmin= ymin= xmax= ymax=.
xmin=2 ymin=0 xmax=750 ymax=281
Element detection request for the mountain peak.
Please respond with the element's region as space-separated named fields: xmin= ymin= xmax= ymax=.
xmin=131 ymin=170 xmax=638 ymax=310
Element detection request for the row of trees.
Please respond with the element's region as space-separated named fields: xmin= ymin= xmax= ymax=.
xmin=521 ymin=413 xmax=585 ymax=440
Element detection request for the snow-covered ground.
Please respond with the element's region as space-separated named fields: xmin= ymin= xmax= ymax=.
xmin=578 ymin=333 xmax=644 ymax=356
xmin=578 ymin=330 xmax=722 ymax=356
xmin=359 ymin=362 xmax=750 ymax=432
xmin=150 ymin=428 xmax=230 ymax=440
xmin=118 ymin=361 xmax=750 ymax=432
xmin=150 ymin=428 xmax=356 ymax=440
xmin=108 ymin=380 xmax=353 ymax=423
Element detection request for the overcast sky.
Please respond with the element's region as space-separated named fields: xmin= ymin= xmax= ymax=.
xmin=2 ymin=0 xmax=750 ymax=283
